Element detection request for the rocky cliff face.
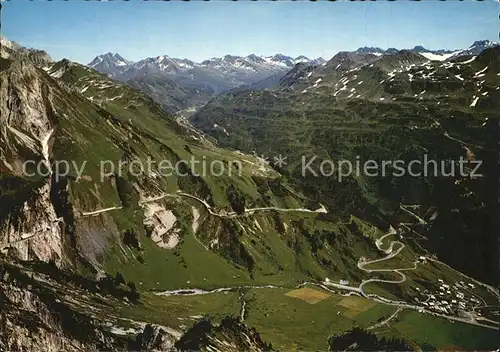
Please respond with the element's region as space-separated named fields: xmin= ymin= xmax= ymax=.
xmin=0 ymin=58 xmax=65 ymax=263
xmin=0 ymin=182 xmax=63 ymax=262
xmin=175 ymin=317 xmax=273 ymax=352
xmin=134 ymin=324 xmax=177 ymax=351
xmin=1 ymin=283 xmax=91 ymax=352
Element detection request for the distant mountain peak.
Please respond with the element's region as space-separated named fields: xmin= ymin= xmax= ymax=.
xmin=412 ymin=45 xmax=428 ymax=53
xmin=349 ymin=41 xmax=497 ymax=62
xmin=89 ymin=52 xmax=131 ymax=66
xmin=223 ymin=54 xmax=237 ymax=61
xmin=246 ymin=54 xmax=260 ymax=60
xmin=294 ymin=55 xmax=311 ymax=63
xmin=469 ymin=40 xmax=498 ymax=48
xmin=88 ymin=52 xmax=133 ymax=77
xmin=271 ymin=53 xmax=288 ymax=59
xmin=446 ymin=39 xmax=499 ymax=61
xmin=155 ymin=55 xmax=171 ymax=62
xmin=355 ymin=46 xmax=385 ymax=55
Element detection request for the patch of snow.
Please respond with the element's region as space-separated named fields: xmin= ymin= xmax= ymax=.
xmin=110 ymin=326 xmax=141 ymax=336
xmin=49 ymin=67 xmax=65 ymax=79
xmin=475 ymin=66 xmax=488 ymax=76
xmin=420 ymin=52 xmax=456 ymax=61
xmin=469 ymin=97 xmax=479 ymax=107
xmin=254 ymin=219 xmax=263 ymax=231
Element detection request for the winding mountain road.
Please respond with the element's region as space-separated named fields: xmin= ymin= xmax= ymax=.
xmin=320 ymin=225 xmax=498 ymax=330
xmin=81 ymin=206 xmax=123 ymax=217
xmin=66 ymin=192 xmax=499 ymax=331
xmin=138 ymin=191 xmax=327 ymax=218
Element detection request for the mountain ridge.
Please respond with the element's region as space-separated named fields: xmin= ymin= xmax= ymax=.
xmin=84 ymin=39 xmax=498 ymax=112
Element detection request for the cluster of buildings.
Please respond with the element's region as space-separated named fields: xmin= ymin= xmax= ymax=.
xmin=413 ymin=279 xmax=481 ymax=315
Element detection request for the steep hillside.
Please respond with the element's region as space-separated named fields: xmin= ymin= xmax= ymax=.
xmin=192 ymin=47 xmax=500 ymax=285
xmin=0 ymin=259 xmax=133 ymax=351
xmin=1 ymin=40 xmax=499 ymax=351
xmin=2 ymin=48 xmax=412 ymax=295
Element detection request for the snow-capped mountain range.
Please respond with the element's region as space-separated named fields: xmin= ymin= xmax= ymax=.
xmin=354 ymin=40 xmax=499 ymax=62
xmin=87 ymin=53 xmax=132 ymax=76
xmin=447 ymin=40 xmax=499 ymax=60
xmin=89 ymin=52 xmax=324 ymax=79
xmin=89 ymin=40 xmax=498 ymax=82
xmin=86 ymin=39 xmax=498 ymax=109
xmin=87 ymin=52 xmax=326 ymax=99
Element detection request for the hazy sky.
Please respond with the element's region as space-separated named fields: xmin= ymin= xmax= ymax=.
xmin=2 ymin=0 xmax=498 ymax=64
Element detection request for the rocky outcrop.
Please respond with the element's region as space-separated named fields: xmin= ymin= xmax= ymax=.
xmin=135 ymin=324 xmax=177 ymax=351
xmin=0 ymin=58 xmax=56 ymax=172
xmin=1 ymin=36 xmax=52 ymax=67
xmin=0 ymin=58 xmax=65 ymax=263
xmin=0 ymin=262 xmax=126 ymax=351
xmin=0 ymin=282 xmax=90 ymax=352
xmin=0 ymin=182 xmax=63 ymax=262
